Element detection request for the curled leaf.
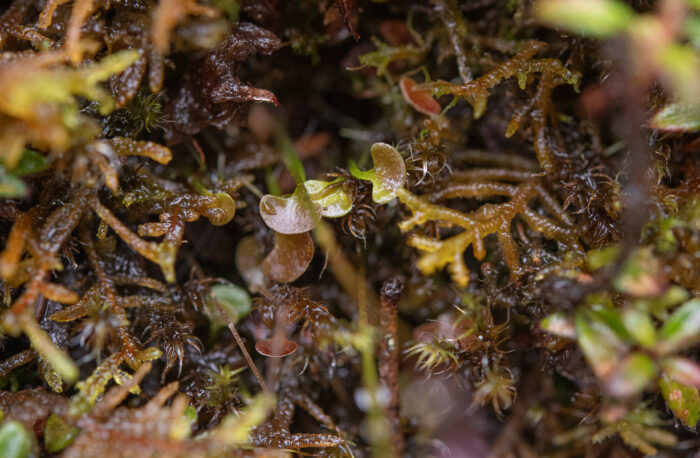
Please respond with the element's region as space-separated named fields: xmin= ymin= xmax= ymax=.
xmin=349 ymin=142 xmax=406 ymax=204
xmin=304 ymin=179 xmax=353 ymax=217
xmin=400 ymin=76 xmax=441 ymax=115
xmin=255 ymin=337 xmax=298 ymax=357
xmin=201 ymin=192 xmax=236 ymax=226
xmin=259 ymin=192 xmax=321 ymax=234
xmin=263 ymin=232 xmax=314 ymax=283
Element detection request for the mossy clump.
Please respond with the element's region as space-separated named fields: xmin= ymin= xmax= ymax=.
xmin=0 ymin=1 xmax=699 ymax=457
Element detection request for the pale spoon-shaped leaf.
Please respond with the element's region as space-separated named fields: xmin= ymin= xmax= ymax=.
xmin=349 ymin=142 xmax=406 ymax=204
xmin=259 ymin=192 xmax=321 ymax=234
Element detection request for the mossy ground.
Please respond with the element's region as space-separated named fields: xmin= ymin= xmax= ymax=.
xmin=0 ymin=1 xmax=699 ymax=457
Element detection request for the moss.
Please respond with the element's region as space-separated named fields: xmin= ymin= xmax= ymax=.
xmin=0 ymin=0 xmax=698 ymax=457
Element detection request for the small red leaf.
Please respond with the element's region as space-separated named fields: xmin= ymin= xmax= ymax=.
xmin=255 ymin=337 xmax=298 ymax=357
xmin=400 ymin=76 xmax=441 ymax=116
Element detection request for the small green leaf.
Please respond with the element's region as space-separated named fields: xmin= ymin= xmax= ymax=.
xmin=0 ymin=148 xmax=54 ymax=199
xmin=304 ymin=179 xmax=353 ymax=218
xmin=349 ymin=143 xmax=406 ymax=204
xmin=575 ymin=309 xmax=625 ymax=379
xmin=44 ymin=414 xmax=80 ymax=453
xmin=605 ymin=353 xmax=656 ymax=398
xmin=0 ymin=421 xmax=32 ymax=458
xmin=649 ymin=286 xmax=691 ymax=319
xmin=659 ymin=299 xmax=700 ymax=353
xmin=650 ymin=103 xmax=700 ymax=132
xmin=622 ymin=308 xmax=657 ymax=348
xmin=587 ymin=245 xmax=620 ymax=270
xmin=209 ymin=283 xmax=252 ymax=329
xmin=660 ymin=376 xmax=700 ymax=428
xmin=589 ymin=304 xmax=632 ymax=341
xmin=0 ymin=167 xmax=27 ymax=198
xmin=536 ymin=0 xmax=634 ymax=38
xmin=12 ymin=149 xmax=49 ymax=176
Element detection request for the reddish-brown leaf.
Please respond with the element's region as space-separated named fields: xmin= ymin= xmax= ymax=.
xmin=262 ymin=232 xmax=314 ymax=283
xmin=255 ymin=337 xmax=298 ymax=357
xmin=400 ymin=76 xmax=441 ymax=116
